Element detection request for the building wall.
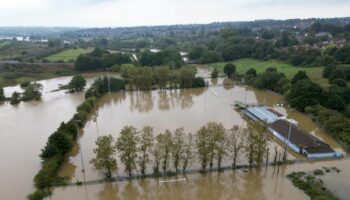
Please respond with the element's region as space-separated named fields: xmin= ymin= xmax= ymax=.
xmin=305 ymin=152 xmax=338 ymax=159
xmin=268 ymin=128 xmax=300 ymax=153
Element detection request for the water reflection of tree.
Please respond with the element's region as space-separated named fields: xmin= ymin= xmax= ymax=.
xmin=193 ymin=173 xmax=226 ymax=200
xmin=158 ymin=91 xmax=171 ymax=111
xmin=98 ymin=182 xmax=118 ymax=200
xmin=138 ymin=179 xmax=156 ymax=200
xmin=98 ymin=92 xmax=127 ymax=109
xmin=129 ymin=91 xmax=154 ymax=113
xmin=241 ymin=169 xmax=266 ymax=200
xmin=119 ymin=181 xmax=140 ymax=200
xmin=223 ymin=78 xmax=234 ymax=90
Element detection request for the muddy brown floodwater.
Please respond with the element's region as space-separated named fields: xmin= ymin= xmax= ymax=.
xmin=49 ymin=79 xmax=348 ymax=200
xmin=0 ymin=73 xmax=116 ymax=200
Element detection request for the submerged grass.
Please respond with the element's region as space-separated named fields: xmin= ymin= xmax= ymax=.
xmin=287 ymin=169 xmax=339 ymax=200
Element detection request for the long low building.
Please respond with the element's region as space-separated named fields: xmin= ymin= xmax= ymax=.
xmin=239 ymin=105 xmax=341 ymax=159
xmin=269 ymin=119 xmax=339 ymax=159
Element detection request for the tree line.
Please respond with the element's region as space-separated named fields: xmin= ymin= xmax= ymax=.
xmin=28 ymin=77 xmax=126 ymax=200
xmin=119 ymin=64 xmax=206 ymax=90
xmin=90 ymin=122 xmax=283 ymax=179
xmin=75 ymin=48 xmax=132 ymax=71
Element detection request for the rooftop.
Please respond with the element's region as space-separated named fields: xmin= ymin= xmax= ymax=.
xmin=269 ymin=120 xmax=334 ymax=154
xmin=246 ymin=106 xmax=281 ymax=123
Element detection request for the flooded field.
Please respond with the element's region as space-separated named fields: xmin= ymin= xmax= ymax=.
xmin=0 ymin=73 xmax=114 ymax=200
xmin=52 ymin=80 xmax=346 ymax=199
xmin=0 ymin=73 xmax=348 ymax=200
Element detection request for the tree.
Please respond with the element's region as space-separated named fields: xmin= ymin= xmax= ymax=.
xmin=195 ymin=122 xmax=227 ymax=171
xmin=215 ymin=127 xmax=227 ymax=169
xmin=10 ymin=92 xmax=20 ymax=105
xmin=287 ymin=79 xmax=324 ymax=111
xmin=227 ymin=126 xmax=246 ymax=167
xmin=252 ymin=123 xmax=269 ymax=166
xmin=325 ymin=94 xmax=346 ymax=111
xmin=116 ymin=126 xmax=139 ymax=176
xmin=138 ymin=126 xmax=154 ymax=176
xmin=331 ymin=78 xmax=348 ymax=87
xmin=291 ymin=71 xmax=309 ymax=84
xmin=22 ymin=83 xmax=43 ymax=101
xmin=0 ymin=87 xmax=5 ymax=101
xmin=158 ymin=130 xmax=173 ymax=173
xmin=177 ymin=66 xmax=197 ymax=88
xmin=90 ymin=135 xmax=118 ymax=178
xmin=68 ymin=75 xmax=86 ymax=92
xmin=196 ymin=125 xmax=210 ymax=171
xmin=182 ymin=133 xmax=193 ymax=171
xmin=152 ymin=135 xmax=162 ymax=174
xmin=171 ymin=128 xmax=185 ymax=171
xmin=246 ymin=68 xmax=257 ymax=77
xmin=211 ymin=68 xmax=219 ymax=78
xmin=192 ymin=77 xmax=206 ymax=88
xmin=154 ymin=66 xmax=171 ymax=89
xmin=224 ymin=63 xmax=236 ymax=78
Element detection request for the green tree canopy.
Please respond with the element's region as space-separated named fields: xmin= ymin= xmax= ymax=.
xmin=0 ymin=87 xmax=5 ymax=101
xmin=90 ymin=135 xmax=118 ymax=178
xmin=116 ymin=126 xmax=139 ymax=176
xmin=68 ymin=75 xmax=86 ymax=92
xmin=223 ymin=63 xmax=236 ymax=78
xmin=287 ymin=79 xmax=324 ymax=111
xmin=291 ymin=71 xmax=309 ymax=84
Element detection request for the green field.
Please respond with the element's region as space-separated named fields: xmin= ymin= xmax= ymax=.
xmin=46 ymin=48 xmax=94 ymax=62
xmin=210 ymin=58 xmax=329 ymax=87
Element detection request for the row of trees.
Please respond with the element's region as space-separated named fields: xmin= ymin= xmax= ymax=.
xmin=29 ymin=77 xmax=127 ymax=200
xmin=138 ymin=49 xmax=184 ymax=68
xmin=119 ymin=65 xmax=206 ymax=90
xmin=75 ymin=48 xmax=132 ymax=71
xmin=90 ymin=122 xmax=276 ymax=178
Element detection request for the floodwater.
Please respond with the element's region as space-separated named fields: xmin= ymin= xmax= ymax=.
xmin=51 ymin=79 xmax=346 ymax=200
xmin=0 ymin=73 xmax=116 ymax=200
xmin=0 ymin=72 xmax=348 ymax=200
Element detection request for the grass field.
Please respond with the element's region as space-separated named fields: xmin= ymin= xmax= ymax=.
xmin=45 ymin=48 xmax=94 ymax=62
xmin=210 ymin=58 xmax=329 ymax=87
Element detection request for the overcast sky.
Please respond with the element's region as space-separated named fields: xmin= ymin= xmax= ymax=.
xmin=1 ymin=0 xmax=350 ymax=27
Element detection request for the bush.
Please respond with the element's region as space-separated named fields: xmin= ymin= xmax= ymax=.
xmin=192 ymin=77 xmax=206 ymax=88
xmin=27 ymin=190 xmax=45 ymax=200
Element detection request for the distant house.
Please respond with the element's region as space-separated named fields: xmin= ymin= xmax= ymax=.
xmin=269 ymin=120 xmax=338 ymax=159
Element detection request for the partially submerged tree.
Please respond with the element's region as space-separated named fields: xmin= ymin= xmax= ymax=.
xmin=0 ymin=87 xmax=5 ymax=101
xmin=196 ymin=125 xmax=210 ymax=171
xmin=69 ymin=75 xmax=87 ymax=92
xmin=90 ymin=135 xmax=118 ymax=178
xmin=211 ymin=68 xmax=219 ymax=78
xmin=22 ymin=83 xmax=43 ymax=101
xmin=152 ymin=135 xmax=162 ymax=174
xmin=10 ymin=92 xmax=20 ymax=105
xmin=196 ymin=122 xmax=226 ymax=171
xmin=245 ymin=123 xmax=269 ymax=167
xmin=171 ymin=128 xmax=185 ymax=171
xmin=224 ymin=63 xmax=236 ymax=78
xmin=138 ymin=126 xmax=154 ymax=176
xmin=116 ymin=126 xmax=139 ymax=177
xmin=227 ymin=126 xmax=246 ymax=168
xmin=158 ymin=130 xmax=173 ymax=173
xmin=182 ymin=133 xmax=193 ymax=172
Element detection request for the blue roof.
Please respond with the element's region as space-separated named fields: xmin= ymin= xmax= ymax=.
xmin=246 ymin=107 xmax=280 ymax=123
